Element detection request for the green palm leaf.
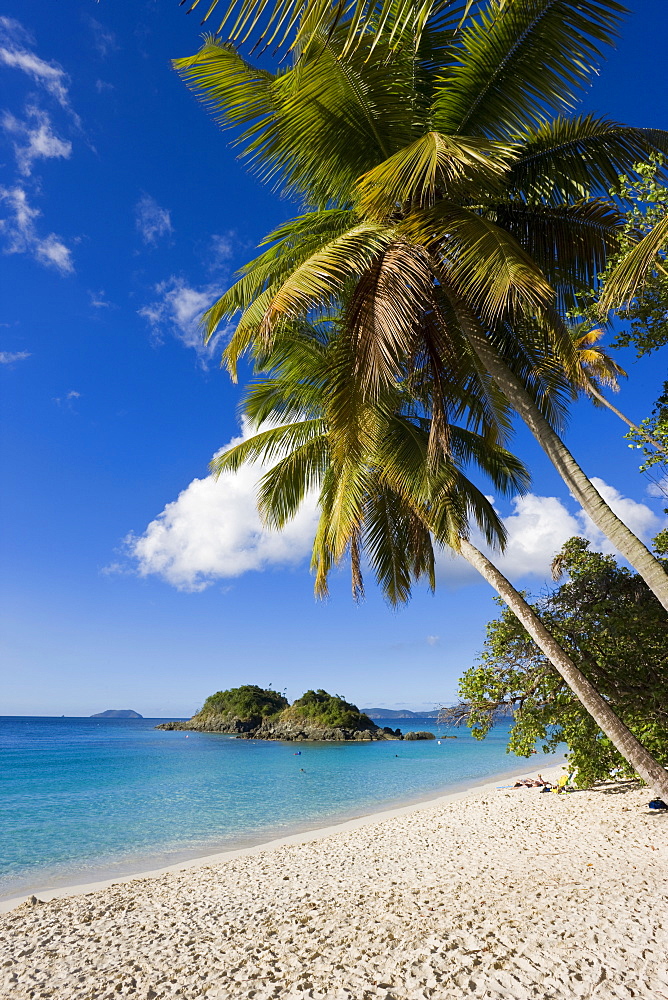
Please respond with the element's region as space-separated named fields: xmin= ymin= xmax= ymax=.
xmin=599 ymin=211 xmax=668 ymax=314
xmin=492 ymin=198 xmax=622 ymax=307
xmin=211 ymin=418 xmax=326 ymax=474
xmin=178 ymin=0 xmax=465 ymax=60
xmin=507 ymin=117 xmax=668 ymax=204
xmin=403 ymin=202 xmax=554 ymax=322
xmin=431 ymin=0 xmax=626 ymax=139
xmin=259 ymin=224 xmax=396 ymax=332
xmin=256 ymin=435 xmax=331 ymax=527
xmin=355 ymin=131 xmax=516 ymax=220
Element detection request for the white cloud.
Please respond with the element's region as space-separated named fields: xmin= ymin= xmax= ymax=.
xmin=86 ymin=17 xmax=117 ymax=58
xmin=125 ymin=420 xmax=320 ymax=591
xmin=494 ymin=493 xmax=584 ymax=579
xmin=646 ymin=473 xmax=668 ymax=501
xmin=53 ymin=389 xmax=80 ymax=407
xmin=435 ymin=481 xmax=664 ymax=588
xmin=579 ymin=477 xmax=663 ymax=552
xmin=0 ymin=185 xmax=74 ymax=273
xmin=0 ymin=17 xmax=72 ymax=111
xmin=0 ymin=349 xmax=30 ymax=364
xmin=138 ymin=275 xmax=225 ymax=359
xmin=135 ymin=194 xmax=172 ymax=245
xmin=208 ymin=232 xmax=235 ymax=270
xmin=3 ymin=107 xmax=72 ymax=176
xmin=89 ymin=289 xmax=111 ymax=308
xmin=426 ymin=635 xmax=440 ymax=646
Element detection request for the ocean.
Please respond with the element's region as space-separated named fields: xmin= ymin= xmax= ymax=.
xmin=0 ymin=715 xmax=561 ymax=902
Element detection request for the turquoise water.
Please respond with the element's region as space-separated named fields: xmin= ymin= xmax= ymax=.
xmin=0 ymin=716 xmax=561 ymax=901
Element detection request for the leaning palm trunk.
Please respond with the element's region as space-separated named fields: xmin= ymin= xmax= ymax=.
xmin=464 ymin=327 xmax=668 ymax=613
xmin=586 ymin=384 xmax=667 ymax=456
xmin=459 ymin=539 xmax=668 ymax=799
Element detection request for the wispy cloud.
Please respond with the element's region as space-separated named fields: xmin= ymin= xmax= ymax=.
xmin=0 ymin=16 xmax=74 ymax=114
xmin=2 ymin=107 xmax=72 ymax=176
xmin=138 ymin=275 xmax=226 ymax=360
xmin=135 ymin=194 xmax=172 ymax=246
xmin=426 ymin=635 xmax=440 ymax=646
xmin=0 ymin=349 xmax=30 ymax=364
xmin=0 ymin=185 xmax=74 ymax=273
xmin=53 ymin=389 xmax=80 ymax=407
xmin=85 ymin=17 xmax=118 ymax=59
xmin=0 ymin=18 xmax=78 ymax=274
xmin=208 ymin=232 xmax=235 ymax=270
xmin=89 ymin=289 xmax=111 ymax=309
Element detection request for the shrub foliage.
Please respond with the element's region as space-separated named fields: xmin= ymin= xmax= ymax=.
xmin=450 ymin=538 xmax=668 ymax=786
xmin=287 ymin=689 xmax=374 ymax=729
xmin=199 ymin=685 xmax=288 ymax=720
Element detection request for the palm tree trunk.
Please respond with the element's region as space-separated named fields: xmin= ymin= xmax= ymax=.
xmin=464 ymin=327 xmax=668 ymax=613
xmin=587 ymin=384 xmax=667 ymax=456
xmin=459 ymin=538 xmax=668 ymax=799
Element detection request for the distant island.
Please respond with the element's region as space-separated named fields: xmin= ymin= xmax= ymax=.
xmin=362 ymin=708 xmax=441 ymax=719
xmin=91 ymin=710 xmax=143 ymax=719
xmin=157 ymin=686 xmax=407 ymax=741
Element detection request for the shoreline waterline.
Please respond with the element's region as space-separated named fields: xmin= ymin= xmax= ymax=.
xmin=0 ymin=757 xmax=565 ymax=913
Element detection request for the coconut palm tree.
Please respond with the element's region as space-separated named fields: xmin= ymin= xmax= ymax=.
xmin=174 ymin=0 xmax=668 ymax=609
xmin=214 ymin=321 xmax=668 ymax=797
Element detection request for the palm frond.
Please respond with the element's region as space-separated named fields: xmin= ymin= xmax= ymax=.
xmin=571 ymin=324 xmax=626 ymax=391
xmin=345 ymin=241 xmax=438 ymax=393
xmin=256 ymin=434 xmax=330 ymax=527
xmin=260 ymin=224 xmax=396 ymax=333
xmin=355 ymin=131 xmax=516 ymax=221
xmin=431 ymin=0 xmax=626 ymax=139
xmin=211 ymin=419 xmax=326 ymax=474
xmin=205 ymin=210 xmax=358 ymax=337
xmin=179 ymin=0 xmax=466 ymax=60
xmin=599 ymin=211 xmax=668 ymax=314
xmin=174 ymin=29 xmax=424 ymax=205
xmin=174 ymin=37 xmax=275 ymax=127
xmin=507 ymin=117 xmax=668 ymax=204
xmin=404 ymin=202 xmax=554 ymax=322
xmin=362 ymin=485 xmax=436 ymax=605
xmin=491 ymin=198 xmax=622 ymax=309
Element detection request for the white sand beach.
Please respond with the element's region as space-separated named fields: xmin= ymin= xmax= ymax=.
xmin=1 ymin=766 xmax=667 ymax=1000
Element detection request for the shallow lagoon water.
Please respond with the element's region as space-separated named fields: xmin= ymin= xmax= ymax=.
xmin=0 ymin=716 xmax=561 ymax=900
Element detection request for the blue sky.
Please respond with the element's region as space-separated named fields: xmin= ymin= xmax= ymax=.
xmin=1 ymin=1 xmax=666 ymax=717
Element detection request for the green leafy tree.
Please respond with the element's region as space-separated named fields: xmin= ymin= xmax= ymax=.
xmin=571 ymin=159 xmax=668 ymax=483
xmin=174 ymin=0 xmax=668 ymax=611
xmin=597 ymin=156 xmax=668 ymax=335
xmin=625 ymin=382 xmax=668 ymax=500
xmin=450 ymin=538 xmax=668 ymax=786
xmin=199 ymin=684 xmax=288 ymax=719
xmin=287 ymin=689 xmax=374 ymax=728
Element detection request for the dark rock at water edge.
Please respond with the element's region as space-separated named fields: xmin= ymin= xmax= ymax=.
xmin=90 ymin=709 xmax=143 ymax=719
xmin=403 ymin=731 xmax=436 ymax=740
xmin=157 ymin=713 xmax=403 ymax=741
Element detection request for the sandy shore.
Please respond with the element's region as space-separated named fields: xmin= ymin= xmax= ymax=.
xmin=1 ymin=766 xmax=666 ymax=999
